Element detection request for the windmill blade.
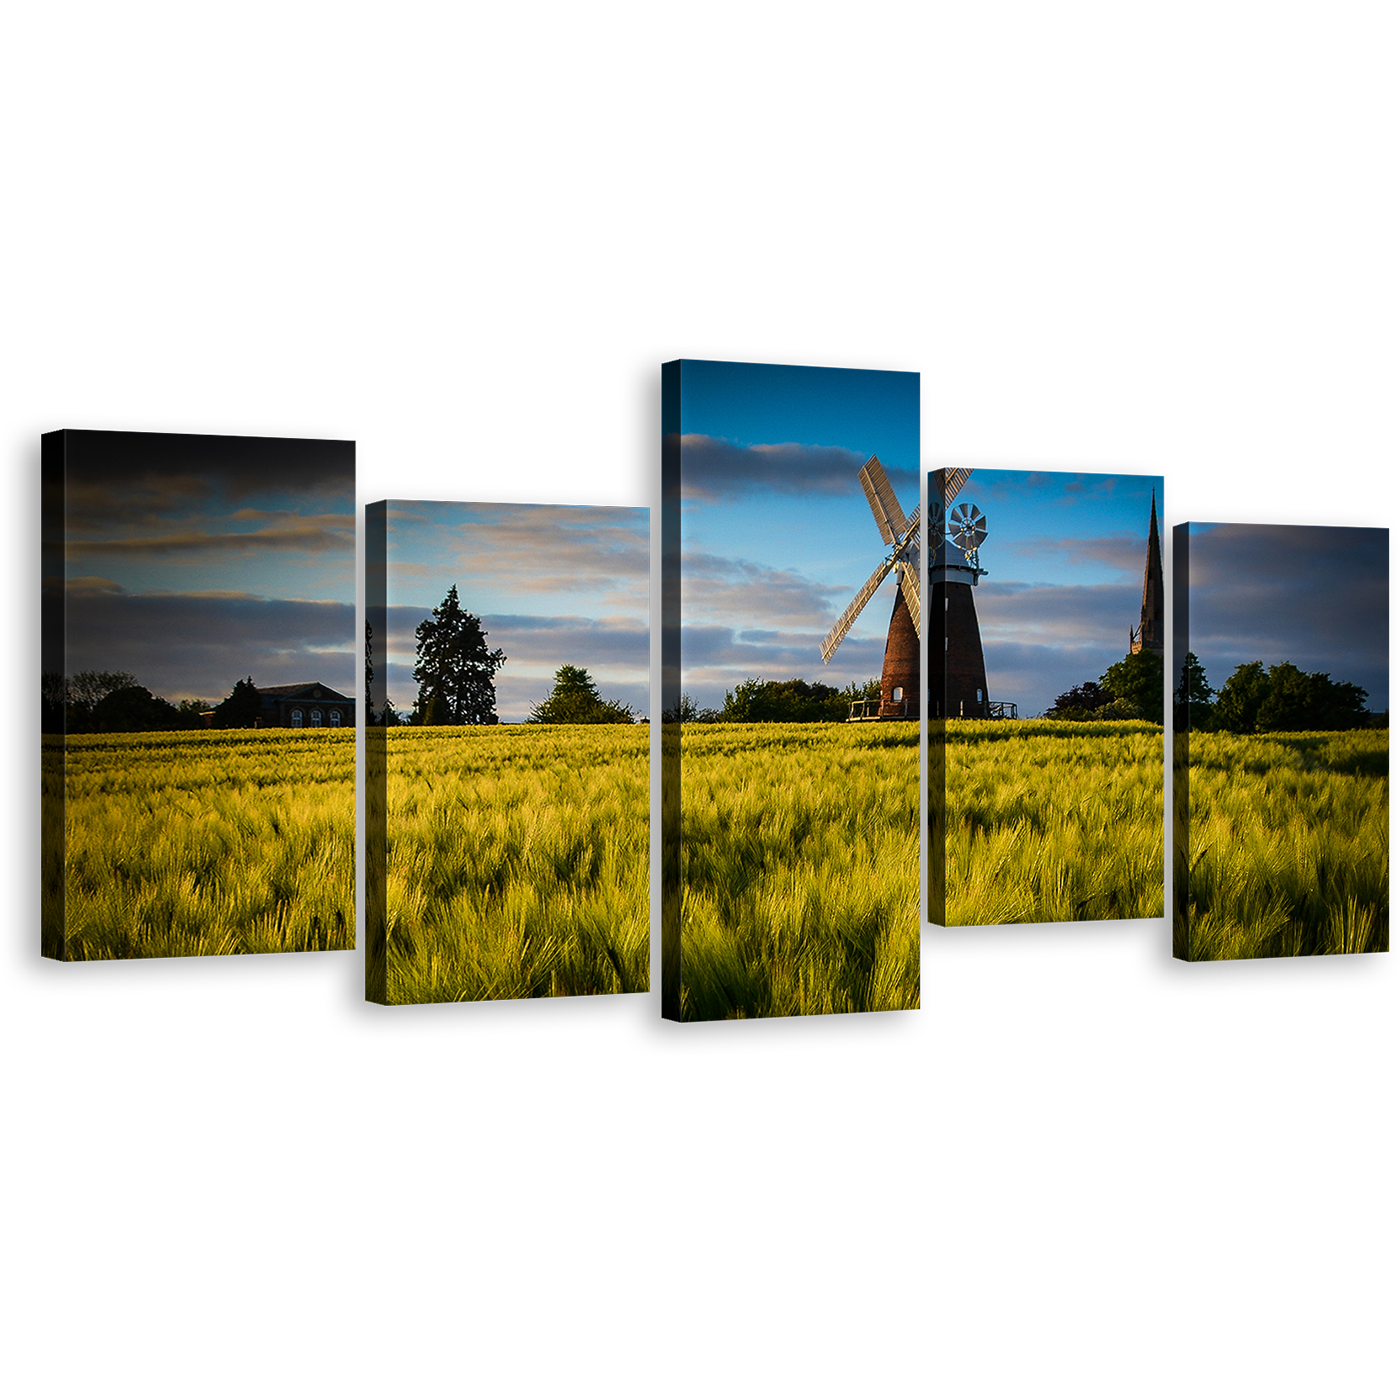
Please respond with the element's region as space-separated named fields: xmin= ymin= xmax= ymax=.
xmin=821 ymin=555 xmax=894 ymax=662
xmin=858 ymin=455 xmax=908 ymax=545
xmin=938 ymin=467 xmax=972 ymax=506
xmin=896 ymin=559 xmax=922 ymax=637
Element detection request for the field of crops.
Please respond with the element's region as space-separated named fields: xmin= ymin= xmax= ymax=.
xmin=45 ymin=730 xmax=355 ymax=960
xmin=937 ymin=720 xmax=1164 ymax=925
xmin=1176 ymin=730 xmax=1388 ymax=959
xmin=369 ymin=725 xmax=649 ymax=1004
xmin=673 ymin=722 xmax=919 ymax=1020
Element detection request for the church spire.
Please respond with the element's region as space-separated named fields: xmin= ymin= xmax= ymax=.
xmin=1130 ymin=489 xmax=1164 ymax=655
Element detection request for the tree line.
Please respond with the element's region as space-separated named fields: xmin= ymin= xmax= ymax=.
xmin=662 ymin=676 xmax=881 ymax=724
xmin=366 ymin=584 xmax=641 ymax=726
xmin=1044 ymin=649 xmax=1164 ymax=724
xmin=42 ymin=672 xmax=266 ymax=734
xmin=1175 ymin=653 xmax=1377 ymax=733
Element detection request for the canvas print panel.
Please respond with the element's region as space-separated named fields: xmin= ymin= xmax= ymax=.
xmin=1173 ymin=523 xmax=1389 ymax=960
xmin=365 ymin=500 xmax=650 ymax=1005
xmin=927 ymin=468 xmax=1166 ymax=927
xmin=41 ymin=430 xmax=356 ymax=960
xmin=661 ymin=359 xmax=920 ymax=1021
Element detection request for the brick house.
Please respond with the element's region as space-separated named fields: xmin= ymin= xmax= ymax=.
xmin=256 ymin=682 xmax=355 ymax=729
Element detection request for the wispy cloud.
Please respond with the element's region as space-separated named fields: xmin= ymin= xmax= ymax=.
xmin=67 ymin=523 xmax=354 ymax=558
xmin=678 ymin=435 xmax=916 ymax=502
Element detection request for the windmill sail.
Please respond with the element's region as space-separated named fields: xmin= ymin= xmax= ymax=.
xmin=858 ymin=455 xmax=908 ymax=545
xmin=940 ymin=467 xmax=972 ymax=506
xmin=821 ymin=555 xmax=894 ymax=662
xmin=896 ymin=558 xmax=921 ymax=635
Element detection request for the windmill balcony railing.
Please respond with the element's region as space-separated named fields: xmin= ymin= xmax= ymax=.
xmin=847 ymin=698 xmax=915 ymax=721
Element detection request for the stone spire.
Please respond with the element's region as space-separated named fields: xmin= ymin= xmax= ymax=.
xmin=1130 ymin=489 xmax=1164 ymax=655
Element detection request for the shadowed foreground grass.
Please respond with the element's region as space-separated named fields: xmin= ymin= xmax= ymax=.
xmin=677 ymin=722 xmax=919 ymax=1020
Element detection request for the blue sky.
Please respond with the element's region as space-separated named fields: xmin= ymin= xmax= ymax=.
xmin=678 ymin=359 xmax=919 ymax=707
xmin=948 ymin=469 xmax=1164 ymax=717
xmin=382 ymin=501 xmax=649 ymax=721
xmin=59 ymin=431 xmax=355 ymax=702
xmin=674 ymin=363 xmax=1162 ymax=718
xmin=1183 ymin=522 xmax=1388 ymax=712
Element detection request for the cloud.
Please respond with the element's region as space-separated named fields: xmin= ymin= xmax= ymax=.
xmin=56 ymin=582 xmax=355 ymax=701
xmin=999 ymin=532 xmax=1145 ymax=580
xmin=678 ymin=435 xmax=917 ymax=502
xmin=976 ymin=579 xmax=1141 ymax=649
xmin=67 ymin=523 xmax=354 ymax=559
xmin=390 ymin=502 xmax=649 ymax=599
xmin=679 ymin=550 xmax=853 ymax=630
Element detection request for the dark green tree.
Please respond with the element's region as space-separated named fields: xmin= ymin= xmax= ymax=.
xmin=91 ymin=685 xmax=181 ymax=733
xmin=1045 ymin=680 xmax=1117 ymax=720
xmin=720 ymin=676 xmax=847 ymax=722
xmin=61 ymin=670 xmax=138 ymax=732
xmin=1100 ymin=649 xmax=1164 ymax=725
xmin=661 ymin=692 xmax=722 ymax=723
xmin=413 ymin=585 xmax=506 ymax=725
xmin=1256 ymin=663 xmax=1368 ymax=732
xmin=213 ymin=676 xmax=263 ymax=729
xmin=528 ymin=665 xmax=635 ymax=723
xmin=176 ymin=699 xmax=210 ymax=729
xmin=1174 ymin=651 xmax=1215 ymax=731
xmin=1214 ymin=661 xmax=1271 ymax=734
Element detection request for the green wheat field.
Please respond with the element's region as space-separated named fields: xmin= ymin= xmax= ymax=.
xmin=1176 ymin=730 xmax=1389 ymax=959
xmin=939 ymin=720 xmax=1165 ymax=925
xmin=44 ymin=730 xmax=355 ymax=960
xmin=676 ymin=722 xmax=920 ymax=1020
xmin=370 ymin=725 xmax=650 ymax=1004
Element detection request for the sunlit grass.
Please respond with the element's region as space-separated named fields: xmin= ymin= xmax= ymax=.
xmin=675 ymin=722 xmax=919 ymax=1020
xmin=940 ymin=720 xmax=1164 ymax=925
xmin=1177 ymin=730 xmax=1388 ymax=960
xmin=373 ymin=725 xmax=649 ymax=1004
xmin=50 ymin=730 xmax=354 ymax=960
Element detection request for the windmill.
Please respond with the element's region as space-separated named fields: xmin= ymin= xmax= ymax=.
xmin=929 ymin=467 xmax=991 ymax=719
xmin=820 ymin=455 xmax=922 ymax=719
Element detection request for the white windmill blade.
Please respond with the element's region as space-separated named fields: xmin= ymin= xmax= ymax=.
xmin=821 ymin=554 xmax=895 ymax=662
xmin=896 ymin=558 xmax=922 ymax=637
xmin=858 ymin=455 xmax=908 ymax=546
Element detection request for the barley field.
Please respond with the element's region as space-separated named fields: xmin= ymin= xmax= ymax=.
xmin=673 ymin=722 xmax=919 ymax=1020
xmin=45 ymin=730 xmax=355 ymax=960
xmin=368 ymin=725 xmax=649 ymax=1004
xmin=938 ymin=720 xmax=1164 ymax=925
xmin=1176 ymin=730 xmax=1388 ymax=959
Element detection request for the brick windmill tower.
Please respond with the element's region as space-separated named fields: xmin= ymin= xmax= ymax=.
xmin=820 ymin=455 xmax=921 ymax=718
xmin=928 ymin=468 xmax=990 ymax=718
xmin=1129 ymin=489 xmax=1164 ymax=655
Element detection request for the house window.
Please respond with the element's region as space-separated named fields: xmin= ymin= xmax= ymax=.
xmin=976 ymin=689 xmax=983 ymax=702
xmin=892 ymin=687 xmax=903 ymax=702
xmin=329 ymin=711 xmax=341 ymax=727
xmin=311 ymin=710 xmax=323 ymax=727
xmin=291 ymin=709 xmax=303 ymax=728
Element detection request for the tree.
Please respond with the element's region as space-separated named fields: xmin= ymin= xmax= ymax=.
xmin=176 ymin=699 xmax=210 ymax=729
xmin=527 ymin=665 xmax=636 ymax=723
xmin=213 ymin=677 xmax=262 ymax=728
xmin=361 ymin=618 xmax=378 ymax=711
xmin=1100 ymin=649 xmax=1164 ymax=726
xmin=1259 ymin=662 xmax=1368 ymax=731
xmin=662 ymin=692 xmax=722 ymax=723
xmin=720 ymin=676 xmax=847 ymax=722
xmin=1214 ymin=661 xmax=1271 ymax=734
xmin=1045 ymin=680 xmax=1117 ymax=720
xmin=1174 ymin=652 xmax=1215 ymax=731
xmin=60 ymin=670 xmax=138 ymax=732
xmin=413 ymin=585 xmax=506 ymax=725
xmin=91 ymin=685 xmax=181 ymax=733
